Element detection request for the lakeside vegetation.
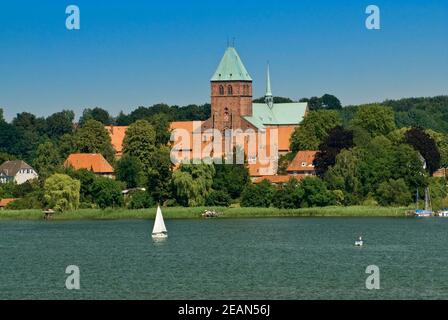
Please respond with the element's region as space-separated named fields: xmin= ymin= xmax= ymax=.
xmin=1 ymin=95 xmax=447 ymax=215
xmin=0 ymin=206 xmax=409 ymax=221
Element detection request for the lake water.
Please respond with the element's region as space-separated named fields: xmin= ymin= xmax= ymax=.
xmin=0 ymin=217 xmax=447 ymax=300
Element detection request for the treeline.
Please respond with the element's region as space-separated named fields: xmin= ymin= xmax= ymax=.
xmin=1 ymin=95 xmax=447 ymax=211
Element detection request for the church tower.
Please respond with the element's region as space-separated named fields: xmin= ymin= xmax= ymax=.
xmin=209 ymin=47 xmax=253 ymax=132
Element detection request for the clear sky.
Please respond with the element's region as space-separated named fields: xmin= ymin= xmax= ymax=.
xmin=0 ymin=0 xmax=447 ymax=121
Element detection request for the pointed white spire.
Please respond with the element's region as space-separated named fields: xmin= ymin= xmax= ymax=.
xmin=265 ymin=63 xmax=274 ymax=108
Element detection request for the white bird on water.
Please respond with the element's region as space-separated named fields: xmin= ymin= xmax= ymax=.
xmin=355 ymin=236 xmax=363 ymax=247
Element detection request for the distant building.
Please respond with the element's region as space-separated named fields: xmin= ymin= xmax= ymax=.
xmin=64 ymin=153 xmax=115 ymax=178
xmin=0 ymin=198 xmax=18 ymax=209
xmin=287 ymin=151 xmax=317 ymax=177
xmin=105 ymin=125 xmax=128 ymax=158
xmin=0 ymin=160 xmax=39 ymax=184
xmin=252 ymin=175 xmax=291 ymax=185
xmin=433 ymin=168 xmax=447 ymax=178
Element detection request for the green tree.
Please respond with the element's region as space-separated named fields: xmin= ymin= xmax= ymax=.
xmin=376 ymin=179 xmax=412 ymax=206
xmin=128 ymin=190 xmax=155 ymax=209
xmin=325 ymin=149 xmax=362 ymax=205
xmin=44 ymin=173 xmax=80 ymax=212
xmin=91 ymin=177 xmax=124 ymax=209
xmin=205 ymin=190 xmax=232 ymax=207
xmin=272 ymin=178 xmax=302 ymax=209
xmin=290 ymin=110 xmax=342 ymax=152
xmin=79 ymin=107 xmax=112 ymax=126
xmin=298 ymin=177 xmax=335 ymax=207
xmin=147 ymin=113 xmax=171 ymax=146
xmin=314 ymin=126 xmax=354 ymax=177
xmin=74 ymin=119 xmax=115 ymax=163
xmin=404 ymin=127 xmax=441 ymax=175
xmin=33 ymin=140 xmax=61 ymax=178
xmin=172 ymin=163 xmax=215 ymax=206
xmin=213 ymin=156 xmax=250 ymax=199
xmin=146 ymin=145 xmax=173 ymax=202
xmin=45 ymin=110 xmax=74 ymax=139
xmin=350 ymin=104 xmax=396 ymax=137
xmin=115 ymin=154 xmax=145 ymax=188
xmin=122 ymin=120 xmax=157 ymax=170
xmin=240 ymin=180 xmax=275 ymax=207
xmin=66 ymin=169 xmax=98 ymax=205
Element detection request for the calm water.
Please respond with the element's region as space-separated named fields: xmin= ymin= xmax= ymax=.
xmin=0 ymin=217 xmax=447 ymax=300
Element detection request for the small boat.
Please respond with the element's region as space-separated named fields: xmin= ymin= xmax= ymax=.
xmin=355 ymin=236 xmax=363 ymax=247
xmin=414 ymin=187 xmax=433 ymax=217
xmin=152 ymin=206 xmax=168 ymax=239
xmin=436 ymin=209 xmax=448 ymax=217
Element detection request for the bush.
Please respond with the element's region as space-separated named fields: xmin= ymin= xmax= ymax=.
xmin=44 ymin=173 xmax=80 ymax=212
xmin=240 ymin=180 xmax=275 ymax=208
xmin=128 ymin=191 xmax=155 ymax=209
xmin=272 ymin=179 xmax=302 ymax=209
xmin=205 ymin=190 xmax=231 ymax=207
xmin=91 ymin=178 xmax=125 ymax=209
xmin=376 ymin=178 xmax=413 ymax=206
xmin=299 ymin=177 xmax=335 ymax=207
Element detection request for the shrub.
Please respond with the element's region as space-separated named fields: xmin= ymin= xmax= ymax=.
xmin=128 ymin=191 xmax=155 ymax=209
xmin=240 ymin=180 xmax=275 ymax=208
xmin=205 ymin=190 xmax=231 ymax=207
xmin=376 ymin=178 xmax=413 ymax=206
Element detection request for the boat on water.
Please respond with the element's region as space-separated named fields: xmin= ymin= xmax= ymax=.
xmin=436 ymin=209 xmax=448 ymax=217
xmin=414 ymin=187 xmax=433 ymax=217
xmin=152 ymin=206 xmax=168 ymax=239
xmin=355 ymin=236 xmax=363 ymax=247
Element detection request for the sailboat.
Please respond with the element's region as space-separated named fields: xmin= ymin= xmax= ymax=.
xmin=152 ymin=206 xmax=168 ymax=239
xmin=415 ymin=187 xmax=433 ymax=217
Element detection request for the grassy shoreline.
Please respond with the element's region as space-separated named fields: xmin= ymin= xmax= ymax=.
xmin=0 ymin=206 xmax=409 ymax=221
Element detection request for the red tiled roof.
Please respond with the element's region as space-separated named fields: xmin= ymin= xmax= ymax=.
xmin=105 ymin=126 xmax=128 ymax=156
xmin=64 ymin=154 xmax=114 ymax=174
xmin=0 ymin=198 xmax=17 ymax=207
xmin=287 ymin=151 xmax=317 ymax=172
xmin=433 ymin=168 xmax=447 ymax=177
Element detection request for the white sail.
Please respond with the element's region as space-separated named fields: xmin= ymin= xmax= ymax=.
xmin=152 ymin=206 xmax=167 ymax=235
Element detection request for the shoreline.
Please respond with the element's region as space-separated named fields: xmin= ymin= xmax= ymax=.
xmin=0 ymin=206 xmax=409 ymax=221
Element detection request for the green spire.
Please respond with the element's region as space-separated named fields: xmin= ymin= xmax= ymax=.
xmin=211 ymin=47 xmax=252 ymax=82
xmin=265 ymin=63 xmax=274 ymax=108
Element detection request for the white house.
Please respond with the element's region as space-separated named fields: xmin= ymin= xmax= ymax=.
xmin=0 ymin=160 xmax=38 ymax=185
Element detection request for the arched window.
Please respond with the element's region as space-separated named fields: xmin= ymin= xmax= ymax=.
xmin=227 ymin=85 xmax=233 ymax=95
xmin=224 ymin=107 xmax=229 ymax=121
xmin=219 ymin=85 xmax=224 ymax=95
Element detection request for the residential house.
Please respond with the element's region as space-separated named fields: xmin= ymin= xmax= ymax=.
xmin=105 ymin=125 xmax=128 ymax=158
xmin=0 ymin=198 xmax=18 ymax=209
xmin=0 ymin=160 xmax=39 ymax=184
xmin=64 ymin=153 xmax=115 ymax=178
xmin=287 ymin=151 xmax=318 ymax=177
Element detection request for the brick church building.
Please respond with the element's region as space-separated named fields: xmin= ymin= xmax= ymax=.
xmin=107 ymin=46 xmax=309 ymax=178
xmin=171 ymin=46 xmax=309 ymax=177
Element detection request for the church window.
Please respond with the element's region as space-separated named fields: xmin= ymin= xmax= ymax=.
xmin=227 ymin=85 xmax=233 ymax=95
xmin=219 ymin=85 xmax=224 ymax=95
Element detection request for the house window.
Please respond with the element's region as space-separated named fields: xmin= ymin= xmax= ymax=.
xmin=227 ymin=85 xmax=233 ymax=95
xmin=219 ymin=85 xmax=224 ymax=95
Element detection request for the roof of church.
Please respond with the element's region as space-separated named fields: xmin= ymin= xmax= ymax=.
xmin=243 ymin=102 xmax=308 ymax=129
xmin=211 ymin=47 xmax=252 ymax=82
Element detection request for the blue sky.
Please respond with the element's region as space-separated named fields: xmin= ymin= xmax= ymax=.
xmin=0 ymin=0 xmax=447 ymax=121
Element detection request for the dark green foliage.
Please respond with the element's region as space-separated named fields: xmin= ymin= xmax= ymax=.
xmin=376 ymin=179 xmax=412 ymax=206
xmin=299 ymin=94 xmax=342 ymax=110
xmin=212 ymin=162 xmax=250 ymax=199
xmin=45 ymin=110 xmax=74 ymax=139
xmin=404 ymin=127 xmax=441 ymax=175
xmin=115 ymin=155 xmax=145 ymax=189
xmin=253 ymin=96 xmax=294 ymax=104
xmin=240 ymin=180 xmax=275 ymax=208
xmin=350 ymin=104 xmax=396 ymax=137
xmin=205 ymin=190 xmax=231 ymax=207
xmin=298 ymin=177 xmax=335 ymax=207
xmin=272 ymin=178 xmax=302 ymax=209
xmin=314 ymin=126 xmax=354 ymax=177
xmin=79 ymin=108 xmax=112 ymax=126
xmin=128 ymin=191 xmax=155 ymax=209
xmin=91 ymin=178 xmax=124 ymax=209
